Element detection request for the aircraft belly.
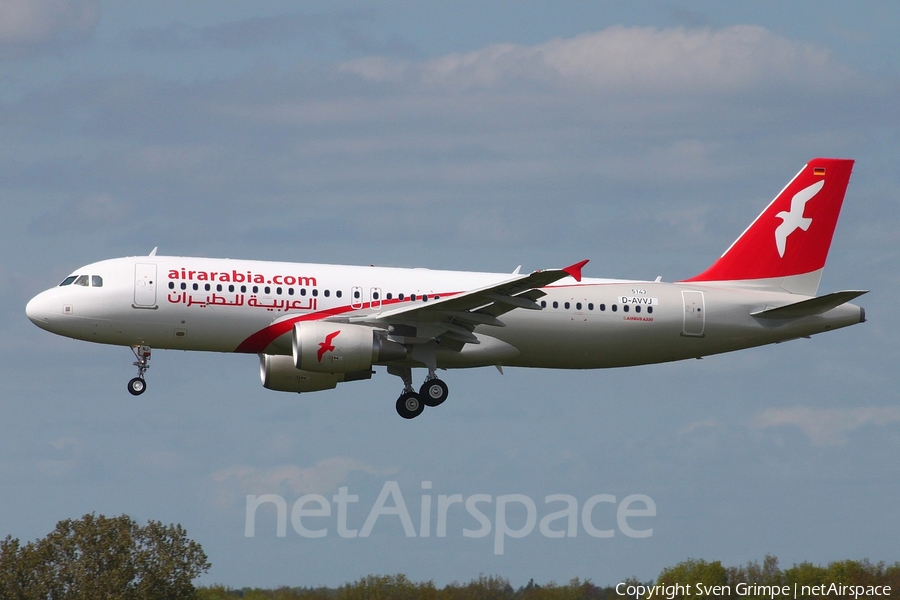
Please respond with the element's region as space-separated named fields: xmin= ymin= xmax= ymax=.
xmin=491 ymin=310 xmax=685 ymax=369
xmin=82 ymin=302 xmax=267 ymax=352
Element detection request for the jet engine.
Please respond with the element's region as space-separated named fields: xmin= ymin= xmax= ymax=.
xmin=259 ymin=354 xmax=372 ymax=393
xmin=292 ymin=322 xmax=406 ymax=373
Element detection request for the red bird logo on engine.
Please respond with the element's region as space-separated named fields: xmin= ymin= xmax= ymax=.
xmin=317 ymin=330 xmax=341 ymax=362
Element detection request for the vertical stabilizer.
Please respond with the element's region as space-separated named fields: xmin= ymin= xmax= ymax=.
xmin=683 ymin=158 xmax=854 ymax=295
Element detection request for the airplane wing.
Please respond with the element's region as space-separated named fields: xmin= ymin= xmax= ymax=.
xmin=344 ymin=260 xmax=589 ymax=348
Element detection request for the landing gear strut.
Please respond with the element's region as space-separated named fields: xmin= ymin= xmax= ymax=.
xmin=128 ymin=345 xmax=151 ymax=396
xmin=388 ymin=365 xmax=449 ymax=419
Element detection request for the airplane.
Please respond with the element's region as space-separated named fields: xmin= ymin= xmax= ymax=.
xmin=25 ymin=158 xmax=866 ymax=419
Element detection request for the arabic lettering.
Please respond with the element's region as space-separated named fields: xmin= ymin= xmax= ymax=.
xmin=166 ymin=293 xmax=317 ymax=312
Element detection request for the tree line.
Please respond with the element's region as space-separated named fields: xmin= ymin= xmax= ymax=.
xmin=1 ymin=514 xmax=897 ymax=599
xmin=196 ymin=558 xmax=900 ymax=599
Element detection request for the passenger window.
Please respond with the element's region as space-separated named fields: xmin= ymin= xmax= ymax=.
xmin=336 ymin=290 xmax=342 ymax=298
xmin=74 ymin=275 xmax=90 ymax=286
xmin=91 ymin=276 xmax=103 ymax=287
xmin=324 ymin=290 xmax=330 ymax=297
xmin=59 ymin=276 xmax=78 ymax=286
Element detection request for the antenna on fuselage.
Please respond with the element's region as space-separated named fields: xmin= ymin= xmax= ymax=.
xmin=149 ymin=247 xmax=158 ymax=256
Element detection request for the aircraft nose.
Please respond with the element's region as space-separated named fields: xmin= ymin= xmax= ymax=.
xmin=25 ymin=291 xmax=53 ymax=327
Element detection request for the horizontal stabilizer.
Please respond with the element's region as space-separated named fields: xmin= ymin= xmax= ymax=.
xmin=751 ymin=290 xmax=867 ymax=320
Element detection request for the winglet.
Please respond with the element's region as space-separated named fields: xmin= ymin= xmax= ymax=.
xmin=562 ymin=259 xmax=589 ymax=282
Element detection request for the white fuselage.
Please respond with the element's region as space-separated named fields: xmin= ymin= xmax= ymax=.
xmin=26 ymin=255 xmax=864 ymax=370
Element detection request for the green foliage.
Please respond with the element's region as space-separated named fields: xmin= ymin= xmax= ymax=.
xmin=656 ymin=558 xmax=729 ymax=598
xmin=336 ymin=574 xmax=437 ymax=600
xmin=0 ymin=513 xmax=210 ymax=599
xmin=441 ymin=574 xmax=514 ymax=600
xmin=197 ymin=575 xmax=618 ymax=600
xmin=196 ymin=586 xmax=335 ymax=600
xmin=651 ymin=556 xmax=900 ymax=600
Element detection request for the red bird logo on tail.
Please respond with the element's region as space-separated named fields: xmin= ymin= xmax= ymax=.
xmin=317 ymin=330 xmax=341 ymax=362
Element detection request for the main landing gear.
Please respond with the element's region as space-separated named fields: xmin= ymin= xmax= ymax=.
xmin=127 ymin=345 xmax=151 ymax=396
xmin=389 ymin=366 xmax=449 ymax=419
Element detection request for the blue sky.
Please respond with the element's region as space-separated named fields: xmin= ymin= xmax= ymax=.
xmin=2 ymin=0 xmax=899 ymax=589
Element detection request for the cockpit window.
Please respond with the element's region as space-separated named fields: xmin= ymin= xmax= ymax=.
xmin=59 ymin=276 xmax=78 ymax=286
xmin=91 ymin=275 xmax=103 ymax=287
xmin=74 ymin=275 xmax=90 ymax=286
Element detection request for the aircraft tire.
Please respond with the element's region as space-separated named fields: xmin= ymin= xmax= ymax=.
xmin=419 ymin=379 xmax=448 ymax=407
xmin=127 ymin=377 xmax=146 ymax=396
xmin=396 ymin=392 xmax=425 ymax=419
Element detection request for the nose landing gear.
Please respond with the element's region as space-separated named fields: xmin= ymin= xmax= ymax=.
xmin=127 ymin=345 xmax=151 ymax=396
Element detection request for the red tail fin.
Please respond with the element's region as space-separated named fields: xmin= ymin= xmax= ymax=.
xmin=684 ymin=158 xmax=854 ymax=295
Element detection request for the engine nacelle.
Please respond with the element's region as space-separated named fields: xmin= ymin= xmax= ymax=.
xmin=259 ymin=354 xmax=372 ymax=393
xmin=292 ymin=322 xmax=405 ymax=373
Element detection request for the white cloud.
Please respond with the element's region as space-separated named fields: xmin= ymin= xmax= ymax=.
xmin=679 ymin=418 xmax=721 ymax=436
xmin=0 ymin=0 xmax=98 ymax=54
xmin=341 ymin=25 xmax=859 ymax=94
xmin=210 ymin=456 xmax=396 ymax=499
xmin=754 ymin=406 xmax=900 ymax=446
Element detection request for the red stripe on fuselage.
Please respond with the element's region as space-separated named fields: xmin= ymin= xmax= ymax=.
xmin=234 ymin=306 xmax=352 ymax=353
xmin=234 ymin=292 xmax=462 ymax=353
